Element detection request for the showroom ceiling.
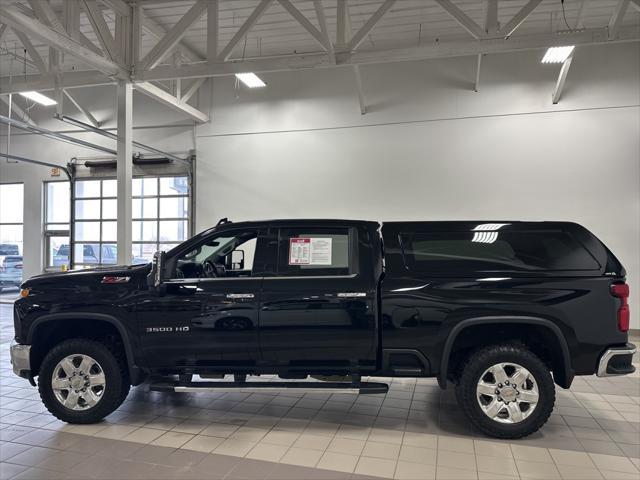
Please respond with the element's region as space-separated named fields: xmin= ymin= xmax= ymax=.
xmin=0 ymin=0 xmax=638 ymax=121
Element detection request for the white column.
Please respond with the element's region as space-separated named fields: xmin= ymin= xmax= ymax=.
xmin=116 ymin=81 xmax=132 ymax=265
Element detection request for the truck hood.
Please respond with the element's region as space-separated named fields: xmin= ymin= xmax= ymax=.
xmin=22 ymin=264 xmax=151 ymax=288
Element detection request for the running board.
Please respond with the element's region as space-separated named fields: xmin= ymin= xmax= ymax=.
xmin=149 ymin=381 xmax=388 ymax=395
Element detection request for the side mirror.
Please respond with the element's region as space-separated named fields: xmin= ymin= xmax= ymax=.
xmin=231 ymin=249 xmax=245 ymax=270
xmin=147 ymin=250 xmax=166 ymax=288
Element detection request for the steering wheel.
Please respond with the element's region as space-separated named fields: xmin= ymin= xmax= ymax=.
xmin=203 ymin=260 xmax=225 ymax=278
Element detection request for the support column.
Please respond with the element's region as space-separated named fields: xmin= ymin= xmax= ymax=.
xmin=116 ymin=81 xmax=132 ymax=265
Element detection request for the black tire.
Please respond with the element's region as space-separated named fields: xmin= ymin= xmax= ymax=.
xmin=38 ymin=338 xmax=130 ymax=424
xmin=456 ymin=344 xmax=555 ymax=439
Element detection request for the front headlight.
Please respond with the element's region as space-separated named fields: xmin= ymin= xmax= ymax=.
xmin=20 ymin=288 xmax=30 ymax=298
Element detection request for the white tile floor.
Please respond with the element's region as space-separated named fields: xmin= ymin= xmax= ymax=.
xmin=1 ymin=303 xmax=639 ymax=479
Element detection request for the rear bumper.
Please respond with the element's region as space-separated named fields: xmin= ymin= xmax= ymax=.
xmin=9 ymin=340 xmax=31 ymax=379
xmin=597 ymin=343 xmax=636 ymax=377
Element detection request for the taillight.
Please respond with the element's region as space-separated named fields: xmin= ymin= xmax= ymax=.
xmin=611 ymin=283 xmax=630 ymax=332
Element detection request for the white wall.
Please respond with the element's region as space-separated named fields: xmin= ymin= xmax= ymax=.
xmin=195 ymin=43 xmax=640 ymax=329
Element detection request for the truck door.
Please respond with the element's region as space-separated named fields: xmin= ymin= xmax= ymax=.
xmin=259 ymin=223 xmax=380 ymax=372
xmin=136 ymin=227 xmax=266 ymax=368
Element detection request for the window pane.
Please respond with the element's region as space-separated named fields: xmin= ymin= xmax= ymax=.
xmin=132 ymin=243 xmax=156 ymax=263
xmin=75 ymin=222 xmax=100 ymax=241
xmin=132 ymin=198 xmax=158 ymax=219
xmin=159 ymin=243 xmax=179 ymax=253
xmin=159 ymin=197 xmax=188 ymax=219
xmin=102 ymin=199 xmax=117 ymax=219
xmin=75 ymin=199 xmax=101 ymax=220
xmin=133 ymin=178 xmax=158 ymax=196
xmin=74 ymin=243 xmax=100 ymax=263
xmin=48 ymin=236 xmax=70 ymax=268
xmin=102 ymin=179 xmax=117 ymax=197
xmin=46 ymin=182 xmax=70 ymax=224
xmin=399 ymin=229 xmax=601 ymax=273
xmin=102 ymin=221 xmax=117 ymax=241
xmin=0 ymin=225 xmax=23 ymax=255
xmin=133 ymin=221 xmax=157 ymax=242
xmin=101 ymin=244 xmax=117 ymax=264
xmin=0 ymin=183 xmax=24 ymax=223
xmin=75 ymin=180 xmax=100 ymax=198
xmin=159 ymin=220 xmax=187 ymax=242
xmin=160 ymin=176 xmax=188 ymax=195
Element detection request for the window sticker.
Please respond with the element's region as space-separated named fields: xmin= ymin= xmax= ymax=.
xmin=289 ymin=237 xmax=333 ymax=265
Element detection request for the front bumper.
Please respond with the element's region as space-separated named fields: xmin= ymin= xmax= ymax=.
xmin=597 ymin=343 xmax=637 ymax=377
xmin=9 ymin=340 xmax=31 ymax=379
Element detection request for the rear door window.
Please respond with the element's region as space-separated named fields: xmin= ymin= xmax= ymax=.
xmin=400 ymin=228 xmax=600 ymax=273
xmin=277 ymin=227 xmax=353 ymax=276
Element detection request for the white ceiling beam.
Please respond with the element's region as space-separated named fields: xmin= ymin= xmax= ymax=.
xmin=207 ymin=0 xmax=218 ymax=63
xmin=474 ymin=53 xmax=482 ymax=92
xmin=336 ymin=0 xmax=347 ymax=48
xmin=218 ymin=0 xmax=273 ymax=61
xmin=575 ymin=0 xmax=586 ymax=28
xmin=609 ymin=0 xmax=630 ymax=39
xmin=348 ymin=0 xmax=396 ymax=51
xmin=314 ymin=0 xmax=335 ymax=63
xmin=353 ymin=65 xmax=366 ymax=114
xmin=0 ymin=95 xmax=36 ymax=125
xmin=500 ymin=0 xmax=543 ymax=38
xmin=181 ymin=77 xmax=206 ymax=104
xmin=278 ymin=0 xmax=330 ymax=52
xmin=82 ymin=0 xmax=118 ymax=62
xmin=484 ymin=0 xmax=498 ymax=34
xmin=12 ymin=29 xmax=48 ymax=74
xmin=434 ymin=0 xmax=484 ymax=40
xmin=63 ymin=89 xmax=100 ymax=127
xmin=0 ymin=5 xmax=125 ymax=77
xmin=140 ymin=0 xmax=207 ymax=70
xmin=64 ymin=0 xmax=81 ymax=41
xmin=134 ymin=81 xmax=209 ymax=123
xmin=552 ymin=51 xmax=574 ymax=104
xmin=140 ymin=9 xmax=202 ymax=63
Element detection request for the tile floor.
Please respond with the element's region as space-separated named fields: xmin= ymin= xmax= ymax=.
xmin=0 ymin=304 xmax=638 ymax=479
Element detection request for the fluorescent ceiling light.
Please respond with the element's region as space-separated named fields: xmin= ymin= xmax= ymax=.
xmin=235 ymin=73 xmax=266 ymax=88
xmin=19 ymin=91 xmax=57 ymax=106
xmin=541 ymin=46 xmax=575 ymax=64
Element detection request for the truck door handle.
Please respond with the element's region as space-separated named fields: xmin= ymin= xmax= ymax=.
xmin=337 ymin=292 xmax=367 ymax=298
xmin=226 ymin=293 xmax=255 ymax=299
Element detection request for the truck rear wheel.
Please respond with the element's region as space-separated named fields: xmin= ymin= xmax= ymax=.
xmin=38 ymin=338 xmax=130 ymax=424
xmin=456 ymin=344 xmax=554 ymax=439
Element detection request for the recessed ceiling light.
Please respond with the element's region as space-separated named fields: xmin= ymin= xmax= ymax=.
xmin=235 ymin=73 xmax=266 ymax=88
xmin=541 ymin=46 xmax=575 ymax=64
xmin=19 ymin=91 xmax=57 ymax=106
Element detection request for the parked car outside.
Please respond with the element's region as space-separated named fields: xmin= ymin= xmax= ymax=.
xmin=0 ymin=255 xmax=23 ymax=291
xmin=0 ymin=244 xmax=20 ymax=255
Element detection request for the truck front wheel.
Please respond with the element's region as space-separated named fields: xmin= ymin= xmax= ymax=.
xmin=38 ymin=338 xmax=130 ymax=424
xmin=456 ymin=344 xmax=555 ymax=439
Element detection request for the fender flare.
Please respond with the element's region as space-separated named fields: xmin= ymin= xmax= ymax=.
xmin=27 ymin=312 xmax=143 ymax=385
xmin=438 ymin=315 xmax=574 ymax=389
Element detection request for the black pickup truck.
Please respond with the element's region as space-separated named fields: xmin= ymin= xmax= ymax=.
xmin=10 ymin=219 xmax=636 ymax=439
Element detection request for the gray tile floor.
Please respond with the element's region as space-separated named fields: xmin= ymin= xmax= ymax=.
xmin=1 ymin=303 xmax=638 ymax=479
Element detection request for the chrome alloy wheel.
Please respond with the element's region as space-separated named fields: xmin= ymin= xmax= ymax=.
xmin=476 ymin=362 xmax=539 ymax=424
xmin=51 ymin=354 xmax=106 ymax=411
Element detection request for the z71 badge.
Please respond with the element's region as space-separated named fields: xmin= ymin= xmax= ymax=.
xmin=146 ymin=326 xmax=190 ymax=333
